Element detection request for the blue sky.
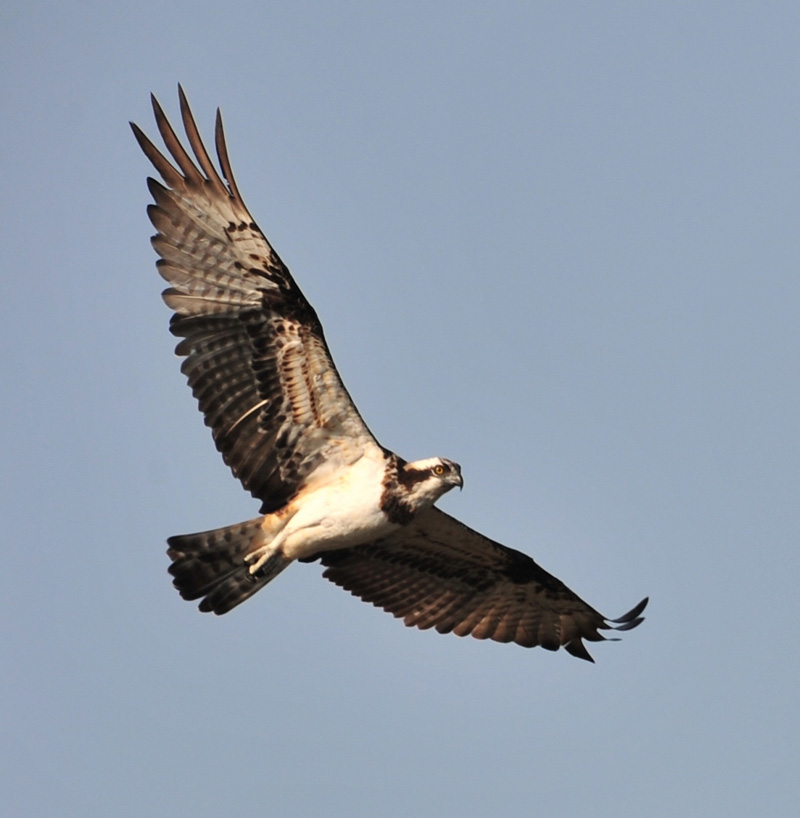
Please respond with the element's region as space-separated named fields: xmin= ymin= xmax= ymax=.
xmin=2 ymin=2 xmax=798 ymax=816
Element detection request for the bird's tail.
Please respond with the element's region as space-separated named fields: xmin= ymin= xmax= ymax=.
xmin=166 ymin=518 xmax=292 ymax=614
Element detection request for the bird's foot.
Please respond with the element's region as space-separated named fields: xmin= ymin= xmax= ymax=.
xmin=245 ymin=546 xmax=275 ymax=575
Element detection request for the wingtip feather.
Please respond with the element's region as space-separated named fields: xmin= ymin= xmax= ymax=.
xmin=610 ymin=596 xmax=648 ymax=625
xmin=565 ymin=639 xmax=596 ymax=662
xmin=214 ymin=107 xmax=243 ymax=202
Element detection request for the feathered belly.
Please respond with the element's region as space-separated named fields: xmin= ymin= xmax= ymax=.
xmin=278 ymin=456 xmax=398 ymax=560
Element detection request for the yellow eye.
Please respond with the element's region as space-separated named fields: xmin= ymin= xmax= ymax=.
xmin=434 ymin=464 xmax=445 ymax=476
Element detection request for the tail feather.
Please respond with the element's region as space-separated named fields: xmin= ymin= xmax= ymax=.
xmin=167 ymin=518 xmax=292 ymax=614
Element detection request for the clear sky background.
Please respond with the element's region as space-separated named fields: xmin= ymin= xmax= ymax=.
xmin=2 ymin=3 xmax=798 ymax=816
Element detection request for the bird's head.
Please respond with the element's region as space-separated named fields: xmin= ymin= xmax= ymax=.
xmin=400 ymin=457 xmax=463 ymax=510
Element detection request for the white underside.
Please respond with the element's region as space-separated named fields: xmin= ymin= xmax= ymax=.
xmin=247 ymin=450 xmax=398 ymax=572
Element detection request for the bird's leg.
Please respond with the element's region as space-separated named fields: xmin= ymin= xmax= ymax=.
xmin=245 ymin=528 xmax=290 ymax=574
xmin=244 ymin=513 xmax=292 ymax=574
xmin=245 ymin=548 xmax=290 ymax=580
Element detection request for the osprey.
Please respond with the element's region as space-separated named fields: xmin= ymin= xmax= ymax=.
xmin=132 ymin=88 xmax=647 ymax=661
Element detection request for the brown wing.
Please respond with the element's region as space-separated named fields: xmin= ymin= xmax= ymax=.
xmin=318 ymin=508 xmax=647 ymax=661
xmin=132 ymin=88 xmax=381 ymax=513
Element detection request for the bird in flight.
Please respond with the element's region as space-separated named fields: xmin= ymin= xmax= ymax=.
xmin=132 ymin=87 xmax=647 ymax=661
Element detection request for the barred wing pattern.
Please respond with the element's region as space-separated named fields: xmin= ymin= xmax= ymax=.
xmin=319 ymin=508 xmax=648 ymax=661
xmin=132 ymin=89 xmax=379 ymax=513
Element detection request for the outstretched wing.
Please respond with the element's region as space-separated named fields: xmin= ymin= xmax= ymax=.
xmin=132 ymin=88 xmax=380 ymax=513
xmin=318 ymin=508 xmax=647 ymax=661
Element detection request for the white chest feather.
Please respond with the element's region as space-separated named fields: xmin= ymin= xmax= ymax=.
xmin=278 ymin=453 xmax=396 ymax=559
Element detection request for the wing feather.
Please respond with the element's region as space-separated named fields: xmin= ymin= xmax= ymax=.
xmin=320 ymin=508 xmax=647 ymax=661
xmin=133 ymin=88 xmax=381 ymax=512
